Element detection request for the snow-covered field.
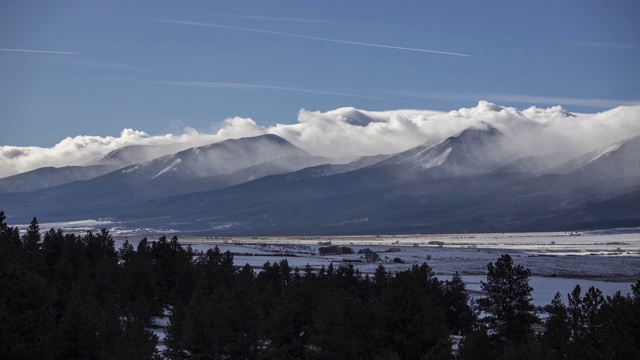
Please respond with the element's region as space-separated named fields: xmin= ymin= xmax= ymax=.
xmin=174 ymin=231 xmax=640 ymax=273
xmin=21 ymin=218 xmax=640 ymax=306
xmin=119 ymin=230 xmax=640 ymax=305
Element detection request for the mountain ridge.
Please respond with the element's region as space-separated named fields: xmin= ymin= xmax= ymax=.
xmin=1 ymin=129 xmax=639 ymax=235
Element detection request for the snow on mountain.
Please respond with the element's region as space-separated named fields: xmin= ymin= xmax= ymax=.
xmin=553 ymin=134 xmax=640 ymax=177
xmin=380 ymin=122 xmax=515 ymax=176
xmin=119 ymin=134 xmax=310 ymax=181
xmin=0 ymin=165 xmax=117 ymax=193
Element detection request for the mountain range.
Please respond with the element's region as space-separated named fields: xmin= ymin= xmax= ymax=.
xmin=1 ymin=126 xmax=639 ymax=235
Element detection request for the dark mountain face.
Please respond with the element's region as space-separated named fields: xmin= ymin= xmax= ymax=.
xmin=1 ymin=130 xmax=639 ymax=235
xmin=280 ymin=154 xmax=392 ymax=182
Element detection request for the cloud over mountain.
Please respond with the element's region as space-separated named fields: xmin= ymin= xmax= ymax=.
xmin=2 ymin=102 xmax=639 ymax=178
xmin=0 ymin=129 xmax=218 ymax=178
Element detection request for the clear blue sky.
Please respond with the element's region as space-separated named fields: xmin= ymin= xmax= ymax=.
xmin=1 ymin=0 xmax=639 ymax=147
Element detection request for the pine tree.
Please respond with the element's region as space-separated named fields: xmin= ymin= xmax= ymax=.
xmin=444 ymin=272 xmax=475 ymax=335
xmin=477 ymin=254 xmax=537 ymax=343
xmin=541 ymin=292 xmax=570 ymax=359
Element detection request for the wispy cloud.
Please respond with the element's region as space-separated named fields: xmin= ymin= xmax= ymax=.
xmin=0 ymin=48 xmax=79 ymax=55
xmin=209 ymin=15 xmax=344 ymax=24
xmin=49 ymin=58 xmax=156 ymax=73
xmin=396 ymin=91 xmax=640 ymax=109
xmin=152 ymin=80 xmax=412 ymax=103
xmin=573 ymin=41 xmax=639 ymax=50
xmin=151 ymin=19 xmax=474 ymax=58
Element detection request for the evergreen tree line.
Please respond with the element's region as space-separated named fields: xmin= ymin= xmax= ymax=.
xmin=1 ymin=212 xmax=638 ymax=359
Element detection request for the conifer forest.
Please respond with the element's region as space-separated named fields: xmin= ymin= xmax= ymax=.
xmin=1 ymin=212 xmax=639 ymax=359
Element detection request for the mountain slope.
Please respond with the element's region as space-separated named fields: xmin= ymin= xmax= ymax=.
xmin=1 ymin=132 xmax=639 ymax=235
xmin=492 ymin=153 xmax=573 ymax=175
xmin=131 ymin=132 xmax=640 ymax=234
xmin=0 ymin=165 xmax=117 ymax=193
xmin=0 ymin=134 xmax=316 ymax=221
xmin=92 ymin=143 xmax=192 ymax=167
xmin=553 ymin=135 xmax=640 ymax=177
xmin=119 ymin=134 xmax=310 ymax=181
xmin=378 ymin=122 xmax=515 ymax=177
xmin=281 ymin=154 xmax=392 ymax=181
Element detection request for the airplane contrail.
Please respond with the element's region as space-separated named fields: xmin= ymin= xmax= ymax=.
xmin=0 ymin=48 xmax=79 ymax=55
xmin=153 ymin=80 xmax=413 ymax=103
xmin=209 ymin=15 xmax=344 ymax=24
xmin=152 ymin=19 xmax=474 ymax=58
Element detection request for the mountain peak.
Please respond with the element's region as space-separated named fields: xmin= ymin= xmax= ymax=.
xmin=382 ymin=123 xmax=511 ymax=176
xmin=453 ymin=122 xmax=501 ymax=139
xmin=93 ymin=143 xmax=190 ymax=167
xmin=553 ymin=134 xmax=640 ymax=177
xmin=243 ymin=133 xmax=287 ymax=142
xmin=127 ymin=133 xmax=310 ymax=180
xmin=202 ymin=133 xmax=296 ymax=150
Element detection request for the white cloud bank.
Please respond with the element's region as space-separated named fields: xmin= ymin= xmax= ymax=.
xmin=2 ymin=101 xmax=640 ymax=178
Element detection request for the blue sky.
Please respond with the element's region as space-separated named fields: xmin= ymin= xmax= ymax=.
xmin=1 ymin=0 xmax=639 ymax=147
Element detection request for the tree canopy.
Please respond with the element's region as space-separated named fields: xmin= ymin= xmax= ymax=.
xmin=1 ymin=212 xmax=639 ymax=360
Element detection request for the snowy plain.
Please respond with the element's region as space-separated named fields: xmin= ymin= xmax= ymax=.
xmin=171 ymin=231 xmax=639 ymax=306
xmin=24 ymin=219 xmax=640 ymax=306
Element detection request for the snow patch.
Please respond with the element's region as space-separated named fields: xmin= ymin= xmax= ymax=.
xmin=153 ymin=158 xmax=182 ymax=178
xmin=422 ymin=147 xmax=452 ymax=168
xmin=588 ymin=143 xmax=622 ymax=163
xmin=403 ymin=145 xmax=453 ymax=169
xmin=122 ymin=164 xmax=142 ymax=173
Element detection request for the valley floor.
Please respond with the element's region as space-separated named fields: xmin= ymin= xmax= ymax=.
xmin=113 ymin=230 xmax=640 ymax=305
xmin=22 ymin=217 xmax=640 ymax=304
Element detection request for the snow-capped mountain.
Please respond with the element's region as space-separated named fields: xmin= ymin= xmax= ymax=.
xmin=380 ymin=122 xmax=515 ymax=177
xmin=0 ymin=142 xmax=195 ymax=193
xmin=118 ymin=134 xmax=310 ymax=181
xmin=1 ymin=132 xmax=639 ymax=234
xmin=553 ymin=135 xmax=640 ymax=178
xmin=0 ymin=134 xmax=318 ymax=220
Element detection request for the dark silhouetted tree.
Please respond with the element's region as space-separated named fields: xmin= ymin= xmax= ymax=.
xmin=477 ymin=254 xmax=536 ymax=342
xmin=444 ymin=271 xmax=475 ymax=335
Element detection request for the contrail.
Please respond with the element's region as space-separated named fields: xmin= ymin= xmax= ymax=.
xmin=153 ymin=80 xmax=413 ymax=103
xmin=152 ymin=19 xmax=474 ymax=58
xmin=0 ymin=48 xmax=79 ymax=55
xmin=210 ymin=15 xmax=344 ymax=24
xmin=573 ymin=41 xmax=639 ymax=50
